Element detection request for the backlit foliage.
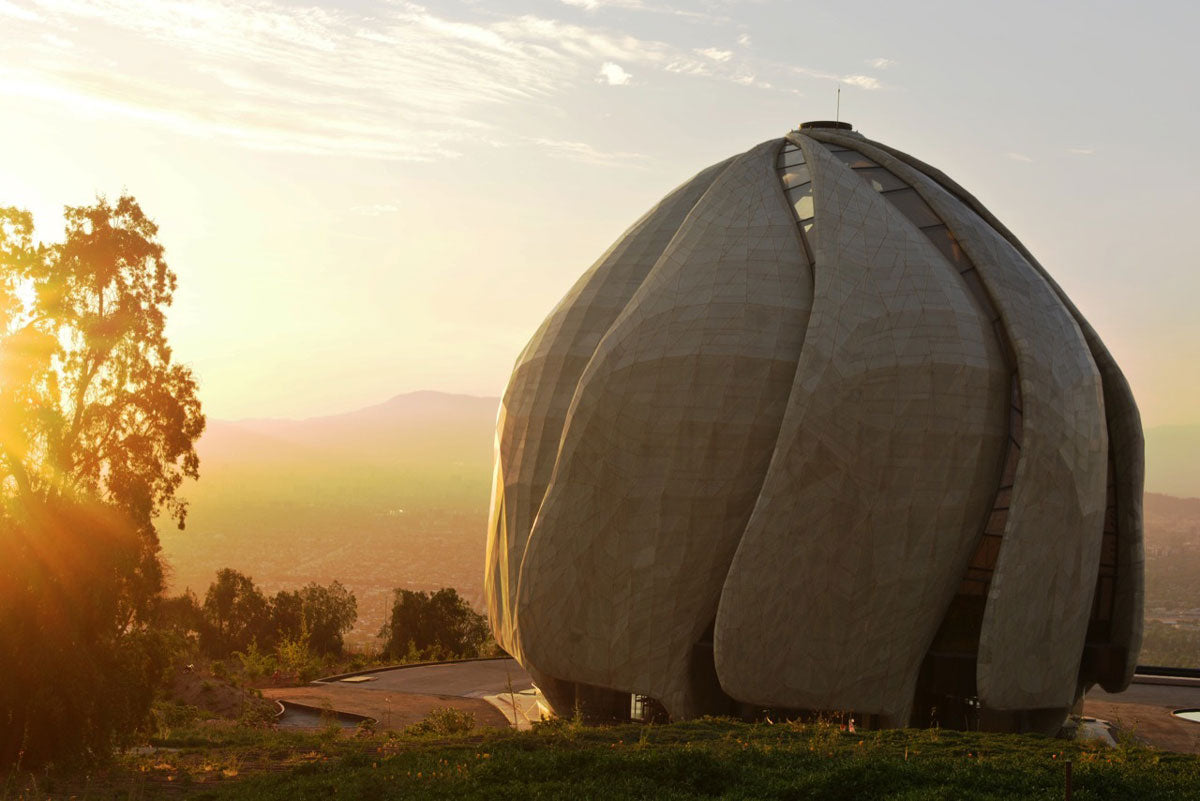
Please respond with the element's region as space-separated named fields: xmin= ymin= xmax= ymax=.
xmin=0 ymin=195 xmax=204 ymax=765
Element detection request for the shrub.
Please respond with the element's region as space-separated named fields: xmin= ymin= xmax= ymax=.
xmin=378 ymin=587 xmax=489 ymax=660
xmin=406 ymin=706 xmax=476 ymax=736
xmin=151 ymin=700 xmax=204 ymax=734
xmin=275 ymin=631 xmax=323 ymax=683
xmin=236 ymin=642 xmax=277 ymax=685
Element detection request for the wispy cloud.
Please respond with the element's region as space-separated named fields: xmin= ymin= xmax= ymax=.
xmin=0 ymin=0 xmax=38 ymax=21
xmin=1068 ymin=147 xmax=1096 ymax=156
xmin=793 ymin=66 xmax=885 ymax=90
xmin=556 ymin=0 xmax=726 ymax=22
xmin=597 ymin=61 xmax=633 ymax=85
xmin=841 ymin=74 xmax=881 ymax=90
xmin=736 ymin=32 xmax=751 ymax=47
xmin=733 ymin=73 xmax=770 ymax=89
xmin=2 ymin=0 xmax=588 ymax=161
xmin=559 ymin=0 xmax=649 ymax=9
xmin=867 ymin=57 xmax=895 ymax=69
xmin=1006 ymin=152 xmax=1034 ymax=163
xmin=0 ymin=0 xmax=889 ymax=161
xmin=532 ymin=137 xmax=647 ymax=166
xmin=696 ymin=47 xmax=733 ymax=62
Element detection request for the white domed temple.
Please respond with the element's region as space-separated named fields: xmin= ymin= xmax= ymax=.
xmin=484 ymin=122 xmax=1144 ymax=733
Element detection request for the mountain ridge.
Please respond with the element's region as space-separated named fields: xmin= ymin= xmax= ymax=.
xmin=213 ymin=390 xmax=501 ymax=428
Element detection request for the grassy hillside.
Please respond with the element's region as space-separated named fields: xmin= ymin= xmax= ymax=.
xmin=9 ymin=718 xmax=1198 ymax=800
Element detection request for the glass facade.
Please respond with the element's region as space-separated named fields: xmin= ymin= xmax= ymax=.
xmin=777 ymin=140 xmax=816 ymax=246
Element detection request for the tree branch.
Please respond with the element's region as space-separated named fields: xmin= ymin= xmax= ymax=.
xmin=1 ymin=446 xmax=36 ymax=506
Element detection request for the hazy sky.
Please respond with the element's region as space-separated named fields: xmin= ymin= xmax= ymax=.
xmin=1 ymin=0 xmax=1196 ymax=425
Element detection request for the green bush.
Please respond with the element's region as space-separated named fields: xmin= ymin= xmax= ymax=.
xmin=150 ymin=700 xmax=204 ymax=734
xmin=378 ymin=587 xmax=489 ymax=661
xmin=275 ymin=631 xmax=324 ymax=682
xmin=406 ymin=706 xmax=476 ymax=736
xmin=235 ymin=642 xmax=276 ymax=684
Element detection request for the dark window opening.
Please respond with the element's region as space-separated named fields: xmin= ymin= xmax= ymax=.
xmin=687 ymin=617 xmax=738 ymax=718
xmin=630 ymin=694 xmax=670 ymax=723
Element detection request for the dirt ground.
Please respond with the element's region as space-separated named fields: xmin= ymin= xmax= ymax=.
xmin=168 ymin=664 xmax=276 ymax=721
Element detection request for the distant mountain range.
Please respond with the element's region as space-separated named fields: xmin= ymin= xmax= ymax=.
xmin=158 ymin=390 xmax=1200 ymax=644
xmin=190 ymin=391 xmax=1200 ymax=504
xmin=192 ymin=390 xmax=499 ymax=512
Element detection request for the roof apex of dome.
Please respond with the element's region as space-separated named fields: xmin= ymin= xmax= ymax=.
xmin=798 ymin=120 xmax=853 ymax=131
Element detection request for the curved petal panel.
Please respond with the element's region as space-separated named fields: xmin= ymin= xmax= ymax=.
xmin=485 ymin=156 xmax=734 ymax=655
xmin=515 ymin=139 xmax=813 ymax=717
xmin=816 ymin=132 xmax=1110 ymax=711
xmin=816 ymin=135 xmax=1145 ymax=690
xmin=713 ymin=135 xmax=1010 ymax=725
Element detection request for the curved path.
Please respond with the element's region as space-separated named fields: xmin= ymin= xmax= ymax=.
xmin=264 ymin=658 xmax=540 ymax=731
xmin=1084 ymin=675 xmax=1200 ymax=753
xmin=268 ymin=658 xmax=1200 ymax=749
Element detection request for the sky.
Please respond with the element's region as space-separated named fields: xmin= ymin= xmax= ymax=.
xmin=0 ymin=0 xmax=1197 ymax=425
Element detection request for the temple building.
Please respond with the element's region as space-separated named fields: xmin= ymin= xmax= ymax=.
xmin=484 ymin=122 xmax=1144 ymax=733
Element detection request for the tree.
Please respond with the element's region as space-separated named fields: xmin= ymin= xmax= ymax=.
xmin=201 ymin=568 xmax=270 ymax=657
xmin=197 ymin=573 xmax=357 ymax=659
xmin=270 ymin=587 xmax=305 ymax=645
xmin=158 ymin=588 xmax=206 ymax=651
xmin=0 ymin=196 xmax=204 ymax=765
xmin=1 ymin=197 xmax=203 ymax=529
xmin=379 ymin=587 xmax=490 ymax=661
xmin=297 ymin=581 xmax=357 ymax=655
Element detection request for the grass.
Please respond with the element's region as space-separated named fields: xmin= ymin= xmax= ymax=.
xmin=3 ymin=717 xmax=1198 ymax=800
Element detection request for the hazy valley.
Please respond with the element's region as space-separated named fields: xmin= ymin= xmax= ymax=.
xmin=160 ymin=391 xmax=497 ymax=647
xmin=161 ymin=392 xmax=1200 ymax=655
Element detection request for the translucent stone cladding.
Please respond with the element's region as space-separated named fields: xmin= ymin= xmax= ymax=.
xmin=485 ymin=127 xmax=1144 ymax=731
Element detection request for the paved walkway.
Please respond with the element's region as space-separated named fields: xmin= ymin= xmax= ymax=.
xmin=1084 ymin=676 xmax=1200 ymax=753
xmin=329 ymin=658 xmax=532 ymax=696
xmin=269 ymin=659 xmax=1200 ymax=750
xmin=265 ymin=658 xmax=543 ymax=731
